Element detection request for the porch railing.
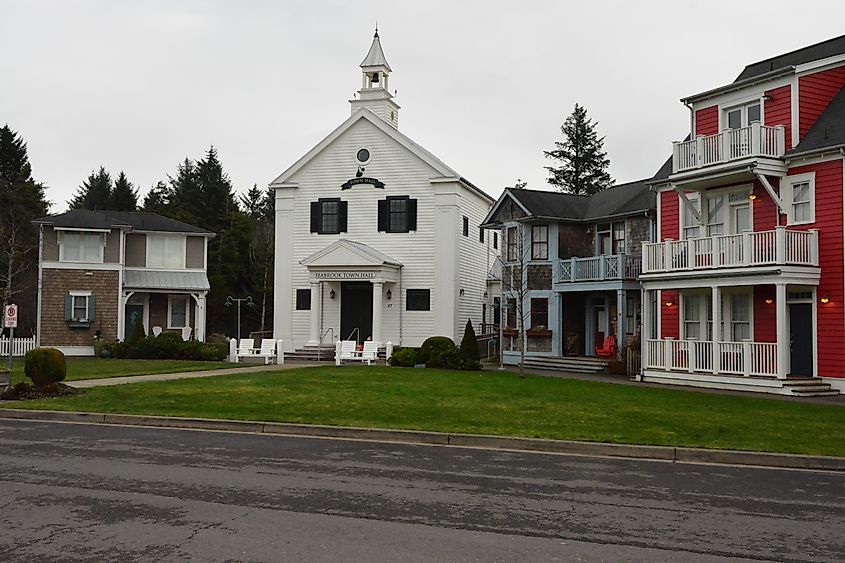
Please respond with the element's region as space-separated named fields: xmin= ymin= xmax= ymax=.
xmin=642 ymin=227 xmax=819 ymax=274
xmin=558 ymin=254 xmax=641 ymax=283
xmin=0 ymin=336 xmax=36 ymax=357
xmin=672 ymin=124 xmax=785 ymax=173
xmin=644 ymin=338 xmax=779 ymax=378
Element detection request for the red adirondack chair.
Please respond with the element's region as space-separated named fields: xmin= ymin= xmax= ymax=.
xmin=595 ymin=335 xmax=617 ymax=358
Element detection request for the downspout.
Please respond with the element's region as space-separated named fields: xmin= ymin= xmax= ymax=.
xmin=398 ymin=265 xmax=403 ymax=346
xmin=35 ymin=225 xmax=43 ymax=347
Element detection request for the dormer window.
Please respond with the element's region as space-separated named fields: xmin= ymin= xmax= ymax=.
xmin=60 ymin=232 xmax=104 ymax=263
xmin=147 ymin=236 xmax=186 ymax=269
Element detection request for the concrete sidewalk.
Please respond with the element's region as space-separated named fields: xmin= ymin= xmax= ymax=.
xmin=68 ymin=361 xmax=320 ymax=389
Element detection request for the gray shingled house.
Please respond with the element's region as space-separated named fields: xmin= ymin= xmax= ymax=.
xmin=32 ymin=210 xmax=214 ymax=355
xmin=481 ymin=180 xmax=655 ymax=371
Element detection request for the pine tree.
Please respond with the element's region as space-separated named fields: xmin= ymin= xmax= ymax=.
xmin=544 ymin=104 xmax=613 ymax=195
xmin=142 ymin=181 xmax=172 ymax=215
xmin=459 ymin=319 xmax=480 ymax=370
xmin=110 ymin=171 xmax=138 ymax=211
xmin=0 ymin=124 xmax=50 ymax=329
xmin=69 ymin=167 xmax=113 ymax=210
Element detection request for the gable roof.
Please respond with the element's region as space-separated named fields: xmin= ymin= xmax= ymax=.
xmin=482 ymin=180 xmax=654 ymax=226
xmin=269 ymin=108 xmax=494 ymax=203
xmin=33 ymin=210 xmax=213 ymax=235
xmin=301 ymin=239 xmax=402 ymax=267
xmin=735 ymin=34 xmax=845 ymax=82
xmin=791 ymin=84 xmax=845 ymax=155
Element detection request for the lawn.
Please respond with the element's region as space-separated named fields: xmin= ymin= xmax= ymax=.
xmin=8 ymin=358 xmax=239 ymax=384
xmin=6 ymin=365 xmax=845 ymax=456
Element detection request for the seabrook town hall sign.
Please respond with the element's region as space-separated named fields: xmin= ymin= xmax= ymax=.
xmin=314 ymin=271 xmax=376 ymax=279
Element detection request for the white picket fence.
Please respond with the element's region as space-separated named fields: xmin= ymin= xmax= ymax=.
xmin=0 ymin=336 xmax=36 ymax=357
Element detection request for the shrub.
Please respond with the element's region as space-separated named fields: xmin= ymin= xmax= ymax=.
xmin=427 ymin=346 xmax=464 ymax=369
xmin=388 ymin=347 xmax=418 ymax=367
xmin=127 ymin=317 xmax=146 ymax=346
xmin=113 ymin=332 xmax=228 ymax=361
xmin=459 ymin=319 xmax=481 ymax=370
xmin=418 ymin=336 xmax=456 ymax=365
xmin=24 ymin=348 xmax=66 ymax=387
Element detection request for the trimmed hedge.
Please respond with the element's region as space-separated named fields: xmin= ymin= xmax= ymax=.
xmin=24 ymin=347 xmax=67 ymax=387
xmin=388 ymin=347 xmax=418 ymax=367
xmin=417 ymin=336 xmax=456 ymax=366
xmin=110 ymin=332 xmax=227 ymax=361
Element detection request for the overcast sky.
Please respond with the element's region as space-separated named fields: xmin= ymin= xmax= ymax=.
xmin=2 ymin=1 xmax=844 ymax=212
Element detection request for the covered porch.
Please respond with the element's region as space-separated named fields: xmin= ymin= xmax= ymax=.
xmin=120 ymin=270 xmax=210 ymax=341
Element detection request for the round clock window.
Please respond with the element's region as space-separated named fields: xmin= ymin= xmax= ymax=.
xmin=356 ymin=148 xmax=371 ymax=163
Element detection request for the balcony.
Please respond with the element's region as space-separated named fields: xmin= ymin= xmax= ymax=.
xmin=557 ymin=254 xmax=641 ymax=283
xmin=641 ymin=227 xmax=818 ymax=275
xmin=645 ymin=338 xmax=780 ymax=378
xmin=672 ymin=124 xmax=785 ymax=174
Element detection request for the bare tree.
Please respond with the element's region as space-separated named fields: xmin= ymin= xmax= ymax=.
xmin=494 ymin=218 xmax=532 ymax=378
xmin=0 ymin=207 xmax=34 ymax=308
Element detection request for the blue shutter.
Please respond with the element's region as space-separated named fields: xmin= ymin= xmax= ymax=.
xmin=64 ymin=295 xmax=73 ymax=321
xmin=87 ymin=295 xmax=96 ymax=322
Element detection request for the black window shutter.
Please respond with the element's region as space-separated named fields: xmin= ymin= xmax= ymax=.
xmin=339 ymin=201 xmax=348 ymax=233
xmin=407 ymin=199 xmax=417 ymax=231
xmin=378 ymin=199 xmax=388 ymax=232
xmin=310 ymin=201 xmax=320 ymax=233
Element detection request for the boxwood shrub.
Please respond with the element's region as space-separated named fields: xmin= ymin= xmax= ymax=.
xmin=24 ymin=347 xmax=67 ymax=387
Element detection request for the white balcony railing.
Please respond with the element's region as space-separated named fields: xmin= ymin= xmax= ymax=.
xmin=558 ymin=254 xmax=641 ymax=283
xmin=641 ymin=227 xmax=818 ymax=274
xmin=644 ymin=338 xmax=779 ymax=378
xmin=672 ymin=123 xmax=786 ymax=173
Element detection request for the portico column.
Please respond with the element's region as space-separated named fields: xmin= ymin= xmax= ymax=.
xmin=309 ymin=281 xmax=320 ymax=345
xmin=712 ymin=286 xmax=721 ymax=375
xmin=775 ymin=283 xmax=788 ymax=379
xmin=195 ymin=293 xmax=206 ymax=342
xmin=372 ymin=281 xmax=384 ymax=344
xmin=616 ymin=289 xmax=625 ymax=351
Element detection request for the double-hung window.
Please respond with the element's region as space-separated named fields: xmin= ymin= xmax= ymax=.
xmin=310 ymin=198 xmax=348 ymax=234
xmin=531 ymin=225 xmax=548 ymax=260
xmin=530 ymin=298 xmax=548 ymax=329
xmin=60 ymin=232 xmax=103 ymax=263
xmin=681 ymin=196 xmax=700 ymax=239
xmin=147 ymin=236 xmax=186 ymax=269
xmin=65 ymin=290 xmax=95 ymax=327
xmin=785 ymin=173 xmax=815 ymax=225
xmin=730 ymin=294 xmax=751 ymax=341
xmin=168 ymin=295 xmax=189 ymax=329
xmin=378 ymin=196 xmax=416 ymax=233
xmin=506 ymin=226 xmax=519 ymax=262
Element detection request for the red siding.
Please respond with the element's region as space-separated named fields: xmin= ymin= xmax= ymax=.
xmin=787 ymin=159 xmax=844 ymax=378
xmin=695 ymin=105 xmax=719 ymax=137
xmin=753 ymin=285 xmax=776 ymax=343
xmin=763 ymin=85 xmax=791 ymax=149
xmin=751 ymin=178 xmax=780 ymax=230
xmin=798 ymin=66 xmax=845 ymax=140
xmin=660 ymin=191 xmax=679 ymax=241
xmin=660 ymin=292 xmax=679 ymax=339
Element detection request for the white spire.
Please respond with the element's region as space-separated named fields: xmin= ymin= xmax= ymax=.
xmin=360 ymin=26 xmax=392 ymax=72
xmin=350 ymin=27 xmax=400 ymax=129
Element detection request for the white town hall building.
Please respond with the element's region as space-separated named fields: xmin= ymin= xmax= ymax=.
xmin=271 ymin=30 xmax=496 ymax=350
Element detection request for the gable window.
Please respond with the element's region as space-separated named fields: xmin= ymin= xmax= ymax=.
xmin=378 ymin=196 xmax=417 ymax=233
xmin=295 ymin=289 xmax=311 ymax=310
xmin=60 ymin=232 xmax=103 ymax=263
xmin=531 ymin=225 xmax=548 ymax=260
xmin=310 ymin=198 xmax=348 ymax=234
xmin=506 ymin=226 xmax=519 ymax=261
xmin=530 ymin=298 xmax=548 ymax=329
xmin=406 ymin=289 xmax=430 ymax=311
xmin=64 ymin=291 xmax=95 ymax=327
xmin=784 ymin=173 xmax=815 ymax=225
xmin=462 ymin=216 xmax=469 ymax=237
xmin=147 ymin=236 xmax=186 ymax=269
xmin=168 ymin=295 xmax=190 ymax=329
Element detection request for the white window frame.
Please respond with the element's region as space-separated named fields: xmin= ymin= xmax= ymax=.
xmin=167 ymin=295 xmax=190 ymax=329
xmin=680 ymin=194 xmax=701 ymax=240
xmin=69 ymin=290 xmax=92 ymax=323
xmin=146 ymin=236 xmax=186 ymax=269
xmin=59 ymin=232 xmax=104 ymax=263
xmin=783 ymin=172 xmax=815 ymax=226
xmin=723 ymin=100 xmax=763 ymax=129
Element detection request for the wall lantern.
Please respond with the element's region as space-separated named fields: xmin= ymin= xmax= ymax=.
xmin=764 ymin=298 xmax=773 ymax=305
xmin=329 ymin=289 xmax=336 ymax=300
xmin=386 ymin=289 xmax=392 ymax=300
xmin=821 ymin=294 xmax=831 ymax=304
xmin=664 ymin=298 xmax=674 ymax=307
xmin=748 ymin=193 xmax=757 ymax=201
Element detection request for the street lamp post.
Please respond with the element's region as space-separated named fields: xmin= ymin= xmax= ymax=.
xmin=225 ymin=295 xmax=253 ymax=343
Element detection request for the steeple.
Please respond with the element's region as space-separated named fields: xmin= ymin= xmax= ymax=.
xmin=350 ymin=27 xmax=400 ymax=129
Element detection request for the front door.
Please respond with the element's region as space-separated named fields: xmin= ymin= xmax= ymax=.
xmin=340 ymin=282 xmax=373 ymax=345
xmin=789 ymin=303 xmax=813 ymax=376
xmin=125 ymin=304 xmax=144 ymax=340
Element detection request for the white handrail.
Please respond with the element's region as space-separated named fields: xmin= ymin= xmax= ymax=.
xmin=672 ymin=124 xmax=785 ymax=172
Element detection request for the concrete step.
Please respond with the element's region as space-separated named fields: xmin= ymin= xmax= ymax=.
xmin=782 ymin=378 xmax=840 ymax=397
xmin=520 ymin=356 xmax=608 ymax=374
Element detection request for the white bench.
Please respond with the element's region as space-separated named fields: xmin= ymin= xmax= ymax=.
xmin=336 ymin=340 xmax=379 ymax=366
xmin=361 ymin=341 xmax=379 ymax=365
xmin=235 ymin=338 xmax=255 ymax=363
xmin=255 ymin=339 xmax=278 ymax=364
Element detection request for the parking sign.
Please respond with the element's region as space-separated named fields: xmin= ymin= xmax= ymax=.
xmin=4 ymin=304 xmax=17 ymax=328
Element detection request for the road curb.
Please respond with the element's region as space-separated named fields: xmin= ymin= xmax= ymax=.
xmin=2 ymin=408 xmax=843 ymax=471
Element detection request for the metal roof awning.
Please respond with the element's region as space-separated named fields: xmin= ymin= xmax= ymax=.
xmin=124 ymin=270 xmax=211 ymax=291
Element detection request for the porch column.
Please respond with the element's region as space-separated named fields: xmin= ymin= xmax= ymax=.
xmin=308 ymin=281 xmax=320 ymax=345
xmin=775 ymin=282 xmax=788 ymax=379
xmin=195 ymin=293 xmax=206 ymax=342
xmin=616 ymin=289 xmax=625 ymax=351
xmin=372 ymin=281 xmax=384 ymax=344
xmin=711 ymin=286 xmax=721 ymax=374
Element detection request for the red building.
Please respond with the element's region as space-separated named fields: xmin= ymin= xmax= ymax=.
xmin=641 ymin=35 xmax=845 ymax=395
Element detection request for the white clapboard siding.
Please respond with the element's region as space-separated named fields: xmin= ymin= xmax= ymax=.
xmin=0 ymin=336 xmax=36 ymax=357
xmin=458 ymin=188 xmax=498 ymax=339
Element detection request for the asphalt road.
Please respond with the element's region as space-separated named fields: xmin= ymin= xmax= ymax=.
xmin=0 ymin=419 xmax=842 ymax=562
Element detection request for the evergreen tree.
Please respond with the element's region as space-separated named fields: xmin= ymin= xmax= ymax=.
xmin=142 ymin=180 xmax=172 ymax=215
xmin=459 ymin=319 xmax=480 ymax=370
xmin=69 ymin=167 xmax=113 ymax=210
xmin=241 ymin=184 xmax=275 ymax=331
xmin=110 ymin=171 xmax=138 ymax=211
xmin=0 ymin=124 xmax=50 ymax=330
xmin=544 ymin=104 xmax=613 ymax=195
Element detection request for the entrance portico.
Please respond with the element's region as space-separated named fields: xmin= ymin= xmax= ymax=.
xmin=301 ymin=240 xmax=401 ymax=345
